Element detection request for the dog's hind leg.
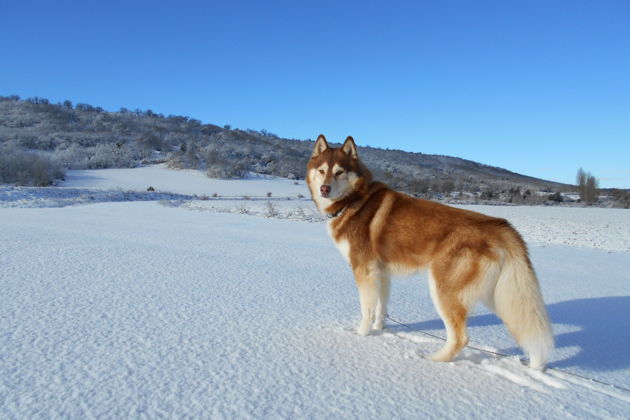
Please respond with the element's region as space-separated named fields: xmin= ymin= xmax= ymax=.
xmin=354 ymin=262 xmax=383 ymax=336
xmin=373 ymin=272 xmax=391 ymax=330
xmin=427 ymin=268 xmax=470 ymax=362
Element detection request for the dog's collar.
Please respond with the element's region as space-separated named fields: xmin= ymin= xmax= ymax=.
xmin=325 ymin=191 xmax=363 ymax=219
xmin=326 ymin=205 xmax=347 ymax=219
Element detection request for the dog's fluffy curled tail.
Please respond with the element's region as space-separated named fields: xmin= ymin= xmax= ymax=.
xmin=493 ymin=246 xmax=554 ymax=370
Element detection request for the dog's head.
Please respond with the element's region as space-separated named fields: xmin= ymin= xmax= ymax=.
xmin=306 ymin=134 xmax=372 ymax=212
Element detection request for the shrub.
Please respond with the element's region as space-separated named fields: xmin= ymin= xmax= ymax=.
xmin=53 ymin=143 xmax=89 ymax=168
xmin=206 ymin=162 xmax=246 ymax=179
xmin=611 ymin=189 xmax=630 ymax=209
xmin=86 ymin=143 xmax=135 ymax=168
xmin=264 ymin=201 xmax=279 ymax=217
xmin=0 ymin=146 xmax=65 ymax=186
xmin=479 ymin=190 xmax=495 ymax=200
xmin=548 ymin=192 xmax=563 ymax=203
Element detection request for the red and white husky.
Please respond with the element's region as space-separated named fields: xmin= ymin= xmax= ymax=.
xmin=307 ymin=135 xmax=554 ymax=370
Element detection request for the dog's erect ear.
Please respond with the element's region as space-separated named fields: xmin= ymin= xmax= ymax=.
xmin=341 ymin=136 xmax=358 ymax=159
xmin=311 ymin=134 xmax=329 ymax=158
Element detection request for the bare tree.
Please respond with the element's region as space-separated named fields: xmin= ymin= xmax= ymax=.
xmin=576 ymin=168 xmax=599 ymax=205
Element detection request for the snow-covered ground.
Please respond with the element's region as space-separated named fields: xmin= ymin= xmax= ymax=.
xmin=61 ymin=165 xmax=308 ymax=198
xmin=1 ymin=166 xmax=629 ymax=418
xmin=2 ymin=165 xmax=629 ymax=253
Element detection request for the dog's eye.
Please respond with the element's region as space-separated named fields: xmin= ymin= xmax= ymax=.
xmin=335 ymin=170 xmax=344 ymax=176
xmin=318 ymin=169 xmax=325 ymax=175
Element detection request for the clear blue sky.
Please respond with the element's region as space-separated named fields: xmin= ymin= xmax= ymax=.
xmin=2 ymin=0 xmax=629 ymax=187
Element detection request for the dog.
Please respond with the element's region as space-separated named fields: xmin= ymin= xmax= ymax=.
xmin=306 ymin=134 xmax=554 ymax=370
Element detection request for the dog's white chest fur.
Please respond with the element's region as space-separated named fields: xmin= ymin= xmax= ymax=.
xmin=326 ymin=220 xmax=351 ymax=264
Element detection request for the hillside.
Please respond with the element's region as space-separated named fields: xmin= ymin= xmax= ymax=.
xmin=1 ymin=95 xmax=565 ymax=199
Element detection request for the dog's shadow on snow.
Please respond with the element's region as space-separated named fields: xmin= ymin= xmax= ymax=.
xmin=389 ymin=296 xmax=630 ymax=371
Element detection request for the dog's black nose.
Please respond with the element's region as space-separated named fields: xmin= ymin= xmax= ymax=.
xmin=320 ymin=185 xmax=331 ymax=196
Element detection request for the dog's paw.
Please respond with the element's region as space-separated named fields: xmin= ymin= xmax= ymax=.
xmin=357 ymin=324 xmax=371 ymax=336
xmin=372 ymin=319 xmax=385 ymax=330
xmin=428 ymin=352 xmax=450 ymax=362
xmin=428 ymin=348 xmax=454 ymax=362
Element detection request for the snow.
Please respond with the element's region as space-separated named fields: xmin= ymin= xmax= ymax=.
xmin=3 ymin=165 xmax=629 ymax=252
xmin=60 ymin=164 xmax=308 ymax=198
xmin=1 ymin=165 xmax=629 ymax=418
xmin=453 ymin=205 xmax=630 ymax=254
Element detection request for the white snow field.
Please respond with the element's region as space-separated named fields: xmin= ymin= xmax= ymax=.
xmin=1 ymin=166 xmax=630 ymax=419
xmin=61 ymin=165 xmax=308 ymax=198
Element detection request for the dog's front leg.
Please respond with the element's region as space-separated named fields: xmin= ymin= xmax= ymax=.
xmin=354 ymin=265 xmax=378 ymax=336
xmin=373 ymin=274 xmax=390 ymax=330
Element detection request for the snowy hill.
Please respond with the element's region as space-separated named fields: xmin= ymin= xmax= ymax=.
xmin=1 ymin=95 xmax=568 ymax=196
xmin=1 ymin=166 xmax=629 ymax=418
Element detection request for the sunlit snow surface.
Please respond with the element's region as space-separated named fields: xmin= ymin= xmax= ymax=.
xmin=1 ymin=166 xmax=629 ymax=418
